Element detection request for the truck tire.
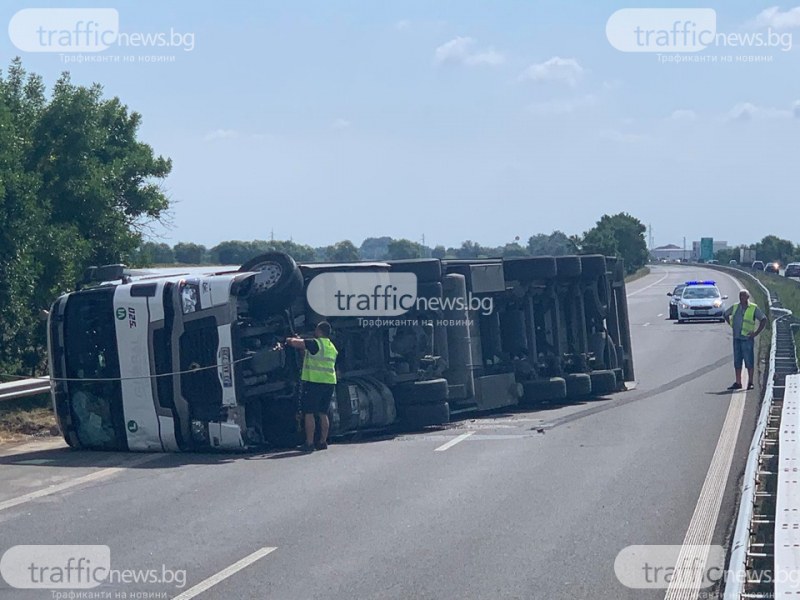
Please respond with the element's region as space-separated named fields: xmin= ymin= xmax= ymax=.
xmin=503 ymin=257 xmax=557 ymax=281
xmin=613 ymin=368 xmax=625 ymax=389
xmin=417 ymin=282 xmax=443 ymax=301
xmin=397 ymin=401 xmax=450 ymax=429
xmin=521 ymin=377 xmax=567 ymax=405
xmin=239 ymin=252 xmax=303 ymax=315
xmin=393 ymin=378 xmax=449 ymax=406
xmin=556 ymin=256 xmax=582 ymax=279
xmin=389 ymin=259 xmax=442 ymax=283
xmin=589 ymin=370 xmax=618 ymax=396
xmin=565 ymin=373 xmax=592 ymax=400
xmin=579 ymin=255 xmax=607 ymax=279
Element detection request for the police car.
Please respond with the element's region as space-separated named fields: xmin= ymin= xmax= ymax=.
xmin=667 ymin=283 xmax=686 ymax=320
xmin=675 ymin=281 xmax=728 ymax=323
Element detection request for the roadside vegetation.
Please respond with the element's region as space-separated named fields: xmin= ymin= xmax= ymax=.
xmin=750 ymin=271 xmax=800 ymax=357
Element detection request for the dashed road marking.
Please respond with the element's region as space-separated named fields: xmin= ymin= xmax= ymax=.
xmin=434 ymin=432 xmax=474 ymax=452
xmin=173 ymin=547 xmax=277 ymax=600
xmin=0 ymin=454 xmax=161 ymax=513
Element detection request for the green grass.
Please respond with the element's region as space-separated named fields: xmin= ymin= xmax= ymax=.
xmin=748 ymin=270 xmax=800 ymax=359
xmin=625 ymin=266 xmax=651 ymax=284
xmin=0 ymin=394 xmax=57 ymax=444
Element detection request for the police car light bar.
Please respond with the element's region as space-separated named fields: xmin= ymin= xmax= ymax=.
xmin=685 ymin=280 xmax=716 ymax=286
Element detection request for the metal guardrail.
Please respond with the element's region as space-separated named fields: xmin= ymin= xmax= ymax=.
xmin=0 ymin=377 xmax=51 ymax=403
xmin=775 ymin=373 xmax=800 ymax=596
xmin=722 ymin=266 xmax=799 ymax=599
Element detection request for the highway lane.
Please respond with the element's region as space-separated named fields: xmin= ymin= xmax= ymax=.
xmin=0 ymin=266 xmax=764 ymax=599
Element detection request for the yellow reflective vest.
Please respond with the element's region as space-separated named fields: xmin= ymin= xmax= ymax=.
xmin=729 ymin=303 xmax=758 ymax=337
xmin=300 ymin=337 xmax=338 ymax=384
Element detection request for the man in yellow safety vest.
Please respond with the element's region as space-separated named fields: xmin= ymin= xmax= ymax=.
xmin=285 ymin=321 xmax=338 ymax=452
xmin=723 ymin=290 xmax=767 ymax=391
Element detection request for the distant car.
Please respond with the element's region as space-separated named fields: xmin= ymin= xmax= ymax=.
xmin=751 ymin=260 xmax=764 ymax=270
xmin=785 ymin=263 xmax=800 ymax=278
xmin=729 ymin=260 xmax=738 ymax=266
xmin=707 ymin=259 xmax=719 ymax=265
xmin=667 ymin=283 xmax=686 ymax=320
xmin=675 ymin=281 xmax=728 ymax=323
xmin=764 ymin=262 xmax=780 ymax=274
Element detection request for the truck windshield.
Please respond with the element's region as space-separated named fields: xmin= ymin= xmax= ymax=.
xmin=63 ymin=287 xmax=127 ymax=450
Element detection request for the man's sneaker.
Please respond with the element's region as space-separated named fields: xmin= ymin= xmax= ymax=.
xmin=299 ymin=443 xmax=315 ymax=453
xmin=315 ymin=442 xmax=328 ymax=451
xmin=727 ymin=382 xmax=742 ymax=390
xmin=747 ymin=383 xmax=755 ymax=390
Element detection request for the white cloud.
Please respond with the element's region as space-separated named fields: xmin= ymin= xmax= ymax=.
xmin=670 ymin=109 xmax=697 ymax=121
xmin=204 ymin=129 xmax=239 ymax=141
xmin=434 ymin=36 xmax=505 ymax=67
xmin=753 ymin=6 xmax=800 ymax=29
xmin=395 ymin=19 xmax=411 ymax=31
xmin=726 ymin=102 xmax=795 ymax=121
xmin=794 ymin=100 xmax=800 ymax=118
xmin=331 ymin=118 xmax=351 ymax=130
xmin=527 ymin=93 xmax=598 ymax=115
xmin=518 ymin=56 xmax=583 ymax=86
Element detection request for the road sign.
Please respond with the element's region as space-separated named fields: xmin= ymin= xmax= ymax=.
xmin=700 ymin=238 xmax=714 ymax=262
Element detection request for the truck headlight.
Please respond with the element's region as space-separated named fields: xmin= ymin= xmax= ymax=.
xmin=181 ymin=284 xmax=200 ymax=314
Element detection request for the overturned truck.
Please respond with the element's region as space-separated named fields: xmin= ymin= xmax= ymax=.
xmin=47 ymin=253 xmax=634 ymax=451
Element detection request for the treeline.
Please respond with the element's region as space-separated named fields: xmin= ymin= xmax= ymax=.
xmin=128 ymin=212 xmax=649 ymax=274
xmin=715 ymin=235 xmax=800 ymax=265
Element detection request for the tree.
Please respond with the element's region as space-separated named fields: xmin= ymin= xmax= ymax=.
xmin=431 ymin=245 xmax=446 ymax=259
xmin=387 ymin=238 xmax=423 ymax=260
xmin=578 ymin=213 xmax=648 ymax=274
xmin=754 ymin=235 xmax=796 ymax=265
xmin=325 ymin=240 xmax=360 ymax=262
xmin=455 ymin=240 xmax=484 ymax=259
xmin=0 ymin=59 xmax=172 ymax=374
xmin=528 ymin=231 xmax=578 ymax=256
xmin=359 ymin=236 xmax=392 ymax=260
xmin=500 ymin=243 xmax=529 ymax=257
xmin=173 ymin=242 xmax=207 ymax=264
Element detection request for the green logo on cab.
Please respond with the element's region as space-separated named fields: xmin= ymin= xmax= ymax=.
xmin=127 ymin=420 xmax=139 ymax=433
xmin=116 ymin=307 xmax=127 ymax=320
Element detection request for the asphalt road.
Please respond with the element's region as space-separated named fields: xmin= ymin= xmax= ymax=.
xmin=0 ymin=266 xmax=764 ymax=600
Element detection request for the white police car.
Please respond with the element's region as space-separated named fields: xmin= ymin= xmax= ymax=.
xmin=676 ymin=281 xmax=728 ymax=323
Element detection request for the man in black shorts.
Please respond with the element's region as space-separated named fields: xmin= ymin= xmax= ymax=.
xmin=285 ymin=321 xmax=338 ymax=452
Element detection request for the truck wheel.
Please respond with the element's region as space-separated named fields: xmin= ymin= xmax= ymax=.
xmin=397 ymin=401 xmax=450 ymax=429
xmin=417 ymin=282 xmax=443 ymax=301
xmin=521 ymin=377 xmax=567 ymax=406
xmin=612 ymin=368 xmax=625 ymax=389
xmin=589 ymin=370 xmax=618 ymax=396
xmin=393 ymin=378 xmax=449 ymax=406
xmin=239 ymin=252 xmax=303 ymax=315
xmin=389 ymin=259 xmax=442 ymax=283
xmin=565 ymin=373 xmax=592 ymax=400
xmin=503 ymin=257 xmax=557 ymax=281
xmin=556 ymin=256 xmax=582 ymax=279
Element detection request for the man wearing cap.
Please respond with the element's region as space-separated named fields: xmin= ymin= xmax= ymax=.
xmin=723 ymin=290 xmax=767 ymax=390
xmin=285 ymin=321 xmax=338 ymax=452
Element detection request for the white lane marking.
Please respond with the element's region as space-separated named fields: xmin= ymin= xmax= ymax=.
xmin=0 ymin=454 xmax=161 ymax=513
xmin=172 ymin=547 xmax=277 ymax=600
xmin=627 ymin=272 xmax=670 ymax=297
xmin=663 ymin=383 xmax=746 ymax=599
xmin=643 ymin=322 xmax=651 ymax=327
xmin=657 ymin=313 xmax=664 ymax=318
xmin=435 ymin=431 xmax=474 ymax=452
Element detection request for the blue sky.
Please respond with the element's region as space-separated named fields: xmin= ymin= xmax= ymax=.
xmin=2 ymin=1 xmax=799 ymax=250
